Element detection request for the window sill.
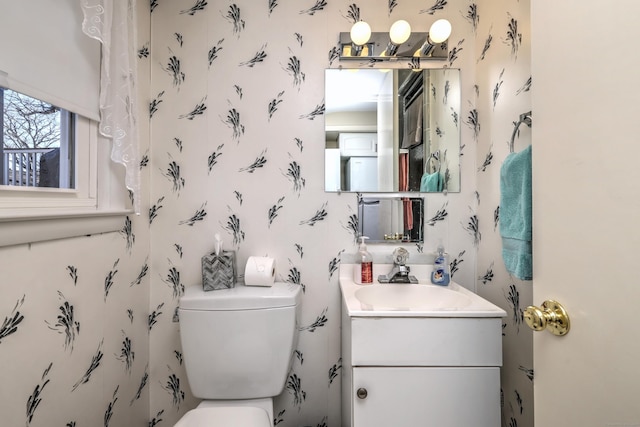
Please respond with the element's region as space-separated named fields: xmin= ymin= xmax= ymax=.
xmin=0 ymin=209 xmax=133 ymax=247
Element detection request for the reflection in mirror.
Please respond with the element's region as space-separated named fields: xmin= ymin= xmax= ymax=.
xmin=324 ymin=68 xmax=460 ymax=193
xmin=358 ymin=195 xmax=424 ymax=243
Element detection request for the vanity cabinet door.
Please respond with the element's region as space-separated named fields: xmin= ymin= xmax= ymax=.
xmin=352 ymin=366 xmax=500 ymax=427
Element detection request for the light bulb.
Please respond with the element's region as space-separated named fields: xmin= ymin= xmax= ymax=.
xmin=350 ymin=21 xmax=371 ymax=46
xmin=428 ymin=19 xmax=452 ymax=44
xmin=389 ymin=20 xmax=412 ymax=45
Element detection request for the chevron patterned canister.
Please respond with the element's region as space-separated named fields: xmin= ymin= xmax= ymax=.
xmin=201 ymin=250 xmax=237 ymax=291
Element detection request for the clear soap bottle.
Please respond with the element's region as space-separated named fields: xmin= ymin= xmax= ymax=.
xmin=430 ymin=242 xmax=450 ymax=286
xmin=353 ymin=236 xmax=373 ymax=285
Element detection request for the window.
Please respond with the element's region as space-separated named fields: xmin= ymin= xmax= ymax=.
xmin=1 ymin=88 xmax=75 ymax=189
xmin=0 ymin=2 xmax=132 ymax=247
xmin=0 ymin=86 xmax=95 ymax=211
xmin=0 ymin=95 xmax=130 ymax=247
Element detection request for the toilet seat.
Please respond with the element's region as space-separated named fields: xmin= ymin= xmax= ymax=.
xmin=174 ymin=406 xmax=271 ymax=427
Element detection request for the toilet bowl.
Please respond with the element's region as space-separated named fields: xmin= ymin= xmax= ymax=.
xmin=174 ymin=282 xmax=301 ymax=426
xmin=174 ymin=406 xmax=270 ymax=427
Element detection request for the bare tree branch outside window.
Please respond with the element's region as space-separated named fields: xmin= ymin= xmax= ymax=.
xmin=1 ymin=88 xmax=67 ymax=187
xmin=3 ymin=89 xmax=60 ymax=149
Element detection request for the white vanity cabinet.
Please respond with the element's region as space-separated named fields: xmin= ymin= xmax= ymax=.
xmin=341 ymin=312 xmax=503 ymax=427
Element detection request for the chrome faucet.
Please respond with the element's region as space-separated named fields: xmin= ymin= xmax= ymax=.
xmin=378 ymin=247 xmax=418 ymax=284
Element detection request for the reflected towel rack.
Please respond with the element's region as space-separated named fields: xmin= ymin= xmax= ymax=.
xmin=399 ymin=71 xmax=423 ymax=107
xmin=509 ymin=111 xmax=532 ymax=153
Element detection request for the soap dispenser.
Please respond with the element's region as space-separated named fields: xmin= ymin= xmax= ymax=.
xmin=430 ymin=241 xmax=450 ymax=286
xmin=353 ymin=236 xmax=373 ymax=285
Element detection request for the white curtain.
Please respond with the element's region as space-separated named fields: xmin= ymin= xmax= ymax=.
xmin=81 ymin=0 xmax=140 ymax=214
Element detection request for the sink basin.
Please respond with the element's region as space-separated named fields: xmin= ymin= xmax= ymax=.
xmin=355 ymin=284 xmax=472 ymax=311
xmin=340 ymin=263 xmax=507 ymax=318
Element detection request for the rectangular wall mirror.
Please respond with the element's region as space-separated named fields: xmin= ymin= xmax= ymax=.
xmin=358 ymin=195 xmax=424 ymax=243
xmin=324 ymin=68 xmax=460 ymax=193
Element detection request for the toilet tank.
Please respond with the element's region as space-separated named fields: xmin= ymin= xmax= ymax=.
xmin=178 ymin=283 xmax=301 ymax=400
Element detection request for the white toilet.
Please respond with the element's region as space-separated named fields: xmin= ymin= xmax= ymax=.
xmin=175 ymin=282 xmax=301 ymax=427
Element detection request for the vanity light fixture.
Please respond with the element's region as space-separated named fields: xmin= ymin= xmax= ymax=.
xmin=418 ymin=19 xmax=452 ymax=56
xmin=386 ymin=20 xmax=412 ymax=56
xmin=350 ymin=20 xmax=372 ymax=56
xmin=339 ymin=18 xmax=452 ymax=61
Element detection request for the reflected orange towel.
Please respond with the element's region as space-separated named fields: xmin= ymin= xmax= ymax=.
xmin=399 ymin=153 xmax=413 ymax=231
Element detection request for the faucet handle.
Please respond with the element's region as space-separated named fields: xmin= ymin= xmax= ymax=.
xmin=392 ymin=247 xmax=409 ymax=265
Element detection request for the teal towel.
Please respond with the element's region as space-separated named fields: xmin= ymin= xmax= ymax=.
xmin=499 ymin=145 xmax=532 ymax=280
xmin=420 ymin=172 xmax=443 ymax=192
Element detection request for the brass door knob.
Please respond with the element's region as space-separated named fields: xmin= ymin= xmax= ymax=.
xmin=524 ymin=300 xmax=570 ymax=336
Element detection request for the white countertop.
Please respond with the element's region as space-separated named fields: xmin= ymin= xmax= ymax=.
xmin=340 ymin=264 xmax=507 ymax=318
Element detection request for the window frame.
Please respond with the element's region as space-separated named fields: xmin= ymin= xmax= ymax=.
xmin=0 ymin=112 xmax=93 ymax=208
xmin=0 ymin=114 xmax=132 ymax=247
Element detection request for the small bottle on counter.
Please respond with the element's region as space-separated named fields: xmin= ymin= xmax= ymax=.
xmin=353 ymin=236 xmax=373 ymax=285
xmin=430 ymin=242 xmax=450 ymax=286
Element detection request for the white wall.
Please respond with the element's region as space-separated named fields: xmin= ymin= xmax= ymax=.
xmin=0 ymin=1 xmax=537 ymax=426
xmin=148 ymin=1 xmax=478 ymax=426
xmin=0 ymin=4 xmax=152 ymax=427
xmin=475 ymin=1 xmax=533 ymax=427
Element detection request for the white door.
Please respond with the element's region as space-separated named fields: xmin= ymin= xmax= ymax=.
xmin=531 ymin=2 xmax=640 ymax=425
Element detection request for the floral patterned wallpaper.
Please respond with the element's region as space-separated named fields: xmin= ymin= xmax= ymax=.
xmin=0 ymin=1 xmax=532 ymax=427
xmin=474 ymin=1 xmax=533 ymax=426
xmin=0 ymin=5 xmax=152 ymax=427
xmin=0 ymin=230 xmax=152 ymax=427
xmin=148 ymin=1 xmax=479 ymax=426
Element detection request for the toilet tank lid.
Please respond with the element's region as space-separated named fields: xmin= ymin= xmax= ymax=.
xmin=179 ymin=282 xmax=301 ymax=311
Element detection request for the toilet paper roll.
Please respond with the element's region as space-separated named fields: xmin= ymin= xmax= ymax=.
xmin=244 ymin=256 xmax=276 ymax=287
